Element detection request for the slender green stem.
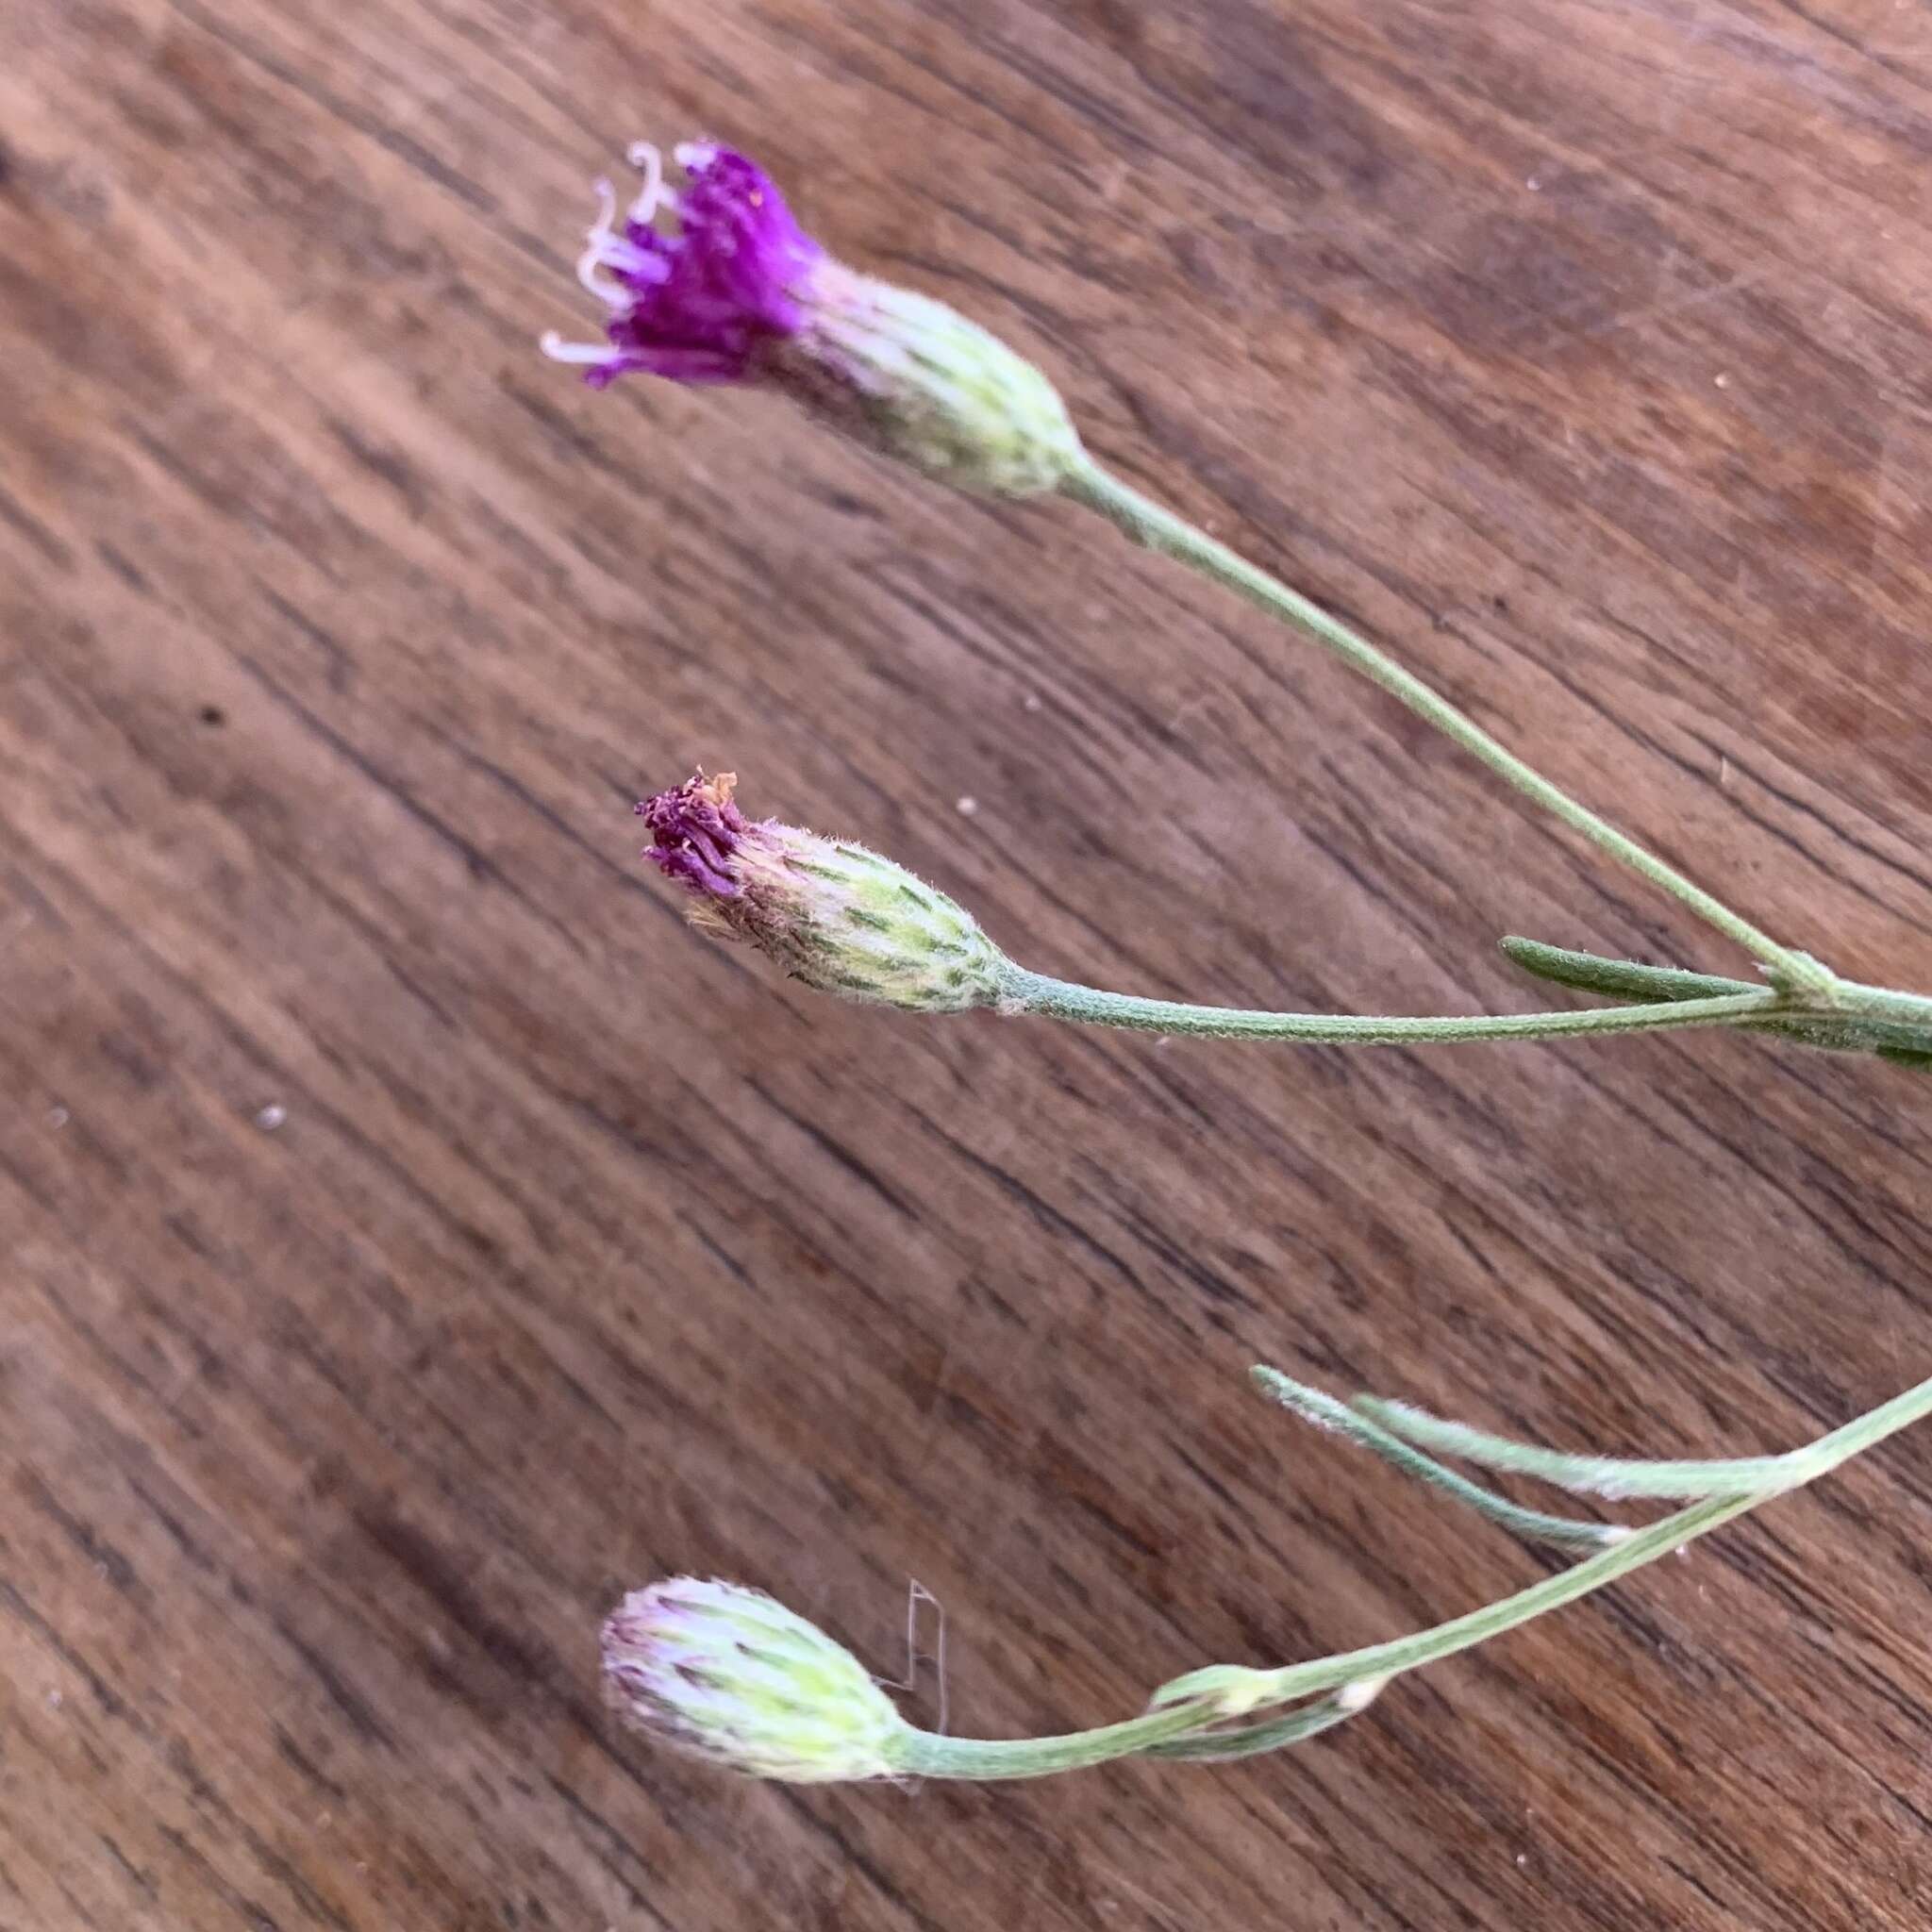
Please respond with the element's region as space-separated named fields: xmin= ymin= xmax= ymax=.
xmin=878 ymin=1373 xmax=1932 ymax=1780
xmin=1062 ymin=459 xmax=1833 ymax=993
xmin=888 ymin=1697 xmax=1211 ymax=1780
xmin=1253 ymin=1368 xmax=1625 ymax=1549
xmin=1500 ymin=938 xmax=1932 ymax=1060
xmin=1157 ymin=1372 xmax=1932 ymax=1721
xmin=1156 ymin=1491 xmax=1756 ymax=1719
xmin=1144 ymin=1684 xmax=1373 ymax=1761
xmin=1831 ymin=983 xmax=1932 ymax=1028
xmin=1360 ymin=1374 xmax=1932 ymax=1500
xmin=997 ymin=964 xmax=1782 ymax=1046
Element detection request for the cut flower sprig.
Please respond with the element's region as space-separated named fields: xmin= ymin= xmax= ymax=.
xmin=603 ymin=1361 xmax=1932 ymax=1784
xmin=637 ymin=772 xmax=1928 ymax=1058
xmin=550 ymin=139 xmax=1932 ymax=1052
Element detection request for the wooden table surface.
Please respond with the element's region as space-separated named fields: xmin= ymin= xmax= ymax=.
xmin=7 ymin=1 xmax=1932 ymax=1925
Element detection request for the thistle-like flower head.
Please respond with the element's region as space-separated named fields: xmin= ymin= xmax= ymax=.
xmin=602 ymin=1578 xmax=910 ymax=1783
xmin=544 ymin=142 xmax=1083 ymax=495
xmin=638 ymin=771 xmax=1006 ymax=1012
xmin=541 ymin=142 xmax=824 ymax=387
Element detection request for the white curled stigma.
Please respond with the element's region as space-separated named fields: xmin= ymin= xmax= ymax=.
xmin=541 ymin=147 xmax=682 ymax=363
xmin=627 ymin=141 xmax=674 ymax=220
xmin=578 ymin=177 xmax=672 ymax=303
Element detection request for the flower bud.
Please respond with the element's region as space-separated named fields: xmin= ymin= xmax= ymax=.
xmin=542 ymin=142 xmax=1083 ymax=497
xmin=638 ymin=772 xmax=1006 ymax=1012
xmin=1145 ymin=1663 xmax=1275 ymax=1719
xmin=602 ymin=1578 xmax=910 ymax=1783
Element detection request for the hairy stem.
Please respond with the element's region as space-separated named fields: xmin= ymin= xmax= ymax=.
xmin=880 ymin=1372 xmax=1932 ymax=1780
xmin=1499 ymin=938 xmax=1932 ymax=1059
xmin=1063 ymin=459 xmax=1832 ymax=992
xmin=1158 ymin=1373 xmax=1932 ymax=1721
xmin=997 ymin=965 xmax=1782 ymax=1047
xmin=1253 ymin=1368 xmax=1625 ymax=1549
xmin=887 ymin=1699 xmax=1210 ymax=1781
xmin=1359 ymin=1374 xmax=1932 ymax=1500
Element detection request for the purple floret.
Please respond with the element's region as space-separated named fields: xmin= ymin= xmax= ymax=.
xmin=637 ymin=772 xmax=752 ymax=897
xmin=544 ymin=143 xmax=825 ymax=388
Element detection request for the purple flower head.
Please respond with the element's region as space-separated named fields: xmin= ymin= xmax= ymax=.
xmin=544 ymin=142 xmax=1082 ymax=492
xmin=635 ymin=771 xmax=1006 ymax=1011
xmin=541 ymin=142 xmax=825 ymax=388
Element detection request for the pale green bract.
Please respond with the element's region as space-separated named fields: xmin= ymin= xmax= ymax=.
xmin=601 ymin=1579 xmax=912 ymax=1783
xmin=775 ymin=832 xmax=1007 ymax=1011
xmin=772 ymin=262 xmax=1084 ymax=498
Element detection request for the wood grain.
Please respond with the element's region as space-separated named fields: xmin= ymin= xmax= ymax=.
xmin=4 ymin=1 xmax=1932 ymax=1925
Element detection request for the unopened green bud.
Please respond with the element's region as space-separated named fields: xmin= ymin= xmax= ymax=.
xmin=603 ymin=1578 xmax=911 ymax=1783
xmin=1146 ymin=1663 xmax=1277 ymax=1720
xmin=638 ymin=771 xmax=1006 ymax=1012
